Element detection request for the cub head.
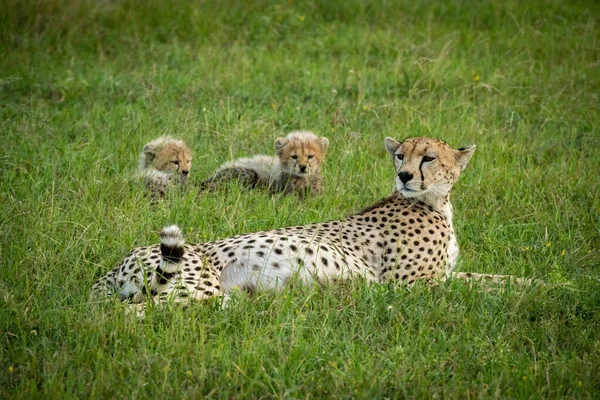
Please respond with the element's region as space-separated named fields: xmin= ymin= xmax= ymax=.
xmin=385 ymin=137 xmax=475 ymax=199
xmin=274 ymin=131 xmax=329 ymax=176
xmin=140 ymin=137 xmax=192 ymax=178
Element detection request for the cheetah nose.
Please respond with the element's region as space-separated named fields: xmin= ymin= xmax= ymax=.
xmin=182 ymin=170 xmax=189 ymax=176
xmin=398 ymin=171 xmax=413 ymax=184
xmin=299 ymin=165 xmax=307 ymax=173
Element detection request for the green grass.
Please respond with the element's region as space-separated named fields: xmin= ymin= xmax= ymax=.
xmin=1 ymin=0 xmax=599 ymax=397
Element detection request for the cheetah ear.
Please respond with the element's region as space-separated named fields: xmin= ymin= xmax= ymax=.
xmin=318 ymin=137 xmax=329 ymax=153
xmin=455 ymin=145 xmax=476 ymax=171
xmin=274 ymin=137 xmax=287 ymax=154
xmin=385 ymin=137 xmax=402 ymax=157
xmin=143 ymin=143 xmax=158 ymax=164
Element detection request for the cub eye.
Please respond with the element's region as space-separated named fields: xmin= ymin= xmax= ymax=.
xmin=308 ymin=155 xmax=314 ymax=160
xmin=171 ymin=160 xmax=179 ymax=165
xmin=396 ymin=154 xmax=404 ymax=161
xmin=291 ymin=155 xmax=298 ymax=160
xmin=422 ymin=156 xmax=436 ymax=162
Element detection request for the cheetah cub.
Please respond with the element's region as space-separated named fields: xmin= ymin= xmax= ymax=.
xmin=91 ymin=137 xmax=532 ymax=312
xmin=138 ymin=136 xmax=192 ymax=198
xmin=201 ymin=131 xmax=328 ymax=198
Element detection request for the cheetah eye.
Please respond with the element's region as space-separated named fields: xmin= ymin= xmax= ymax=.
xmin=291 ymin=155 xmax=298 ymax=160
xmin=308 ymin=155 xmax=314 ymax=160
xmin=171 ymin=160 xmax=179 ymax=165
xmin=422 ymin=156 xmax=436 ymax=162
xmin=396 ymin=154 xmax=404 ymax=161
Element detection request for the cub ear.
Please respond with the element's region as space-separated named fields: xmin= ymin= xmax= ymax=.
xmin=455 ymin=145 xmax=476 ymax=171
xmin=274 ymin=137 xmax=287 ymax=154
xmin=318 ymin=137 xmax=329 ymax=153
xmin=143 ymin=143 xmax=158 ymax=164
xmin=385 ymin=137 xmax=402 ymax=157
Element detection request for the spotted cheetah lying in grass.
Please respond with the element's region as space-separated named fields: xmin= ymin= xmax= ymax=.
xmin=200 ymin=131 xmax=328 ymax=198
xmin=138 ymin=136 xmax=192 ymax=198
xmin=91 ymin=137 xmax=531 ymax=312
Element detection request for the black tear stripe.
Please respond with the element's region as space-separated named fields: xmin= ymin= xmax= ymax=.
xmin=418 ymin=147 xmax=430 ymax=182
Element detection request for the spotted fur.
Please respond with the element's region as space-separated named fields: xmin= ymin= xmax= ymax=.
xmin=91 ymin=137 xmax=531 ymax=313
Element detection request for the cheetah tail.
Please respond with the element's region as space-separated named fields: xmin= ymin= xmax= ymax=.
xmin=159 ymin=225 xmax=185 ymax=274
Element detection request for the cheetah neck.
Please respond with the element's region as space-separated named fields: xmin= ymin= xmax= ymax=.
xmin=408 ymin=192 xmax=454 ymax=223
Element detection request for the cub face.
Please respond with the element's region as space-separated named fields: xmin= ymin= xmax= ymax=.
xmin=142 ymin=137 xmax=192 ymax=178
xmin=275 ymin=132 xmax=329 ymax=176
xmin=385 ymin=137 xmax=475 ymax=198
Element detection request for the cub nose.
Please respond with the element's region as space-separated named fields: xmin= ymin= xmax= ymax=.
xmin=398 ymin=171 xmax=413 ymax=184
xmin=299 ymin=165 xmax=307 ymax=173
xmin=182 ymin=170 xmax=189 ymax=176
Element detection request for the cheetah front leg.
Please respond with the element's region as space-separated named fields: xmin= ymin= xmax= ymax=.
xmin=309 ymin=175 xmax=323 ymax=196
xmin=281 ymin=174 xmax=319 ymax=199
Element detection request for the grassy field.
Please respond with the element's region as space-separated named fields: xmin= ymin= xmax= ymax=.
xmin=1 ymin=0 xmax=599 ymax=397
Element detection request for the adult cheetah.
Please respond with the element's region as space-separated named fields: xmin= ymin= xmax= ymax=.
xmin=91 ymin=137 xmax=529 ymax=310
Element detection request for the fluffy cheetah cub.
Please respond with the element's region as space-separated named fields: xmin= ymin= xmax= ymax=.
xmin=91 ymin=137 xmax=532 ymax=312
xmin=201 ymin=131 xmax=328 ymax=198
xmin=138 ymin=136 xmax=192 ymax=198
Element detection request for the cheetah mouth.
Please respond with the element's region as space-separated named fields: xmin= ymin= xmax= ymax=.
xmin=399 ymin=186 xmax=422 ymax=196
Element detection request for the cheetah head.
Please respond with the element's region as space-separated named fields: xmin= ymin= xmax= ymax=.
xmin=385 ymin=137 xmax=475 ymax=199
xmin=141 ymin=137 xmax=192 ymax=180
xmin=275 ymin=131 xmax=329 ymax=176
